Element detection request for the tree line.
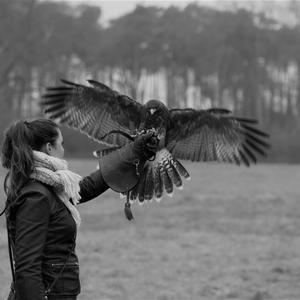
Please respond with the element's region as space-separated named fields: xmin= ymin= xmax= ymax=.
xmin=0 ymin=0 xmax=300 ymax=162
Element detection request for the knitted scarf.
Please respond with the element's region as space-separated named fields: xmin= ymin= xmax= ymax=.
xmin=30 ymin=151 xmax=82 ymax=227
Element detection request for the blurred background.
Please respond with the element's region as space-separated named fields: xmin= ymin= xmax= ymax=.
xmin=1 ymin=2 xmax=300 ymax=300
xmin=0 ymin=0 xmax=300 ymax=161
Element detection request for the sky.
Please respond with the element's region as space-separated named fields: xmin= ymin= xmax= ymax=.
xmin=50 ymin=1 xmax=216 ymax=24
xmin=46 ymin=0 xmax=296 ymax=26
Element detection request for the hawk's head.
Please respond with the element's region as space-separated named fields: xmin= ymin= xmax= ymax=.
xmin=143 ymin=100 xmax=171 ymax=132
xmin=145 ymin=100 xmax=168 ymax=113
xmin=144 ymin=100 xmax=171 ymax=129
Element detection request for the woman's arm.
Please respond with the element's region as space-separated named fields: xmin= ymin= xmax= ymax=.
xmin=14 ymin=190 xmax=50 ymax=300
xmin=78 ymin=169 xmax=109 ymax=204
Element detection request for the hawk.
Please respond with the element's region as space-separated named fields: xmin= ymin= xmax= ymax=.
xmin=42 ymin=79 xmax=270 ymax=206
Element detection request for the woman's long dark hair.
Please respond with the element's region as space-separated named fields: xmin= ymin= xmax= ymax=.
xmin=1 ymin=119 xmax=59 ymax=213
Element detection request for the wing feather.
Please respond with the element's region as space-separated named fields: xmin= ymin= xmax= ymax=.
xmin=167 ymin=108 xmax=270 ymax=166
xmin=41 ymin=79 xmax=145 ymax=147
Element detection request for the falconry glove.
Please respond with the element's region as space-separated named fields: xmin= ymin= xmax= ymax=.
xmin=98 ymin=132 xmax=159 ymax=193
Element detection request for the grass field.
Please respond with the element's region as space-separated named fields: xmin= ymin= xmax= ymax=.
xmin=0 ymin=161 xmax=300 ymax=300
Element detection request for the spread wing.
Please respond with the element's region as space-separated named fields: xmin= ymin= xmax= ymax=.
xmin=166 ymin=108 xmax=270 ymax=166
xmin=41 ymin=79 xmax=145 ymax=147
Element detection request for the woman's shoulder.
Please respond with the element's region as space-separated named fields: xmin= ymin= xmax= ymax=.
xmin=8 ymin=180 xmax=57 ymax=221
xmin=7 ymin=180 xmax=58 ymax=220
xmin=15 ymin=179 xmax=55 ymax=208
xmin=21 ymin=179 xmax=54 ymax=196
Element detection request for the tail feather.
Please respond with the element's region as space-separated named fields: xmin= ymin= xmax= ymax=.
xmin=137 ymin=167 xmax=147 ymax=203
xmin=160 ymin=165 xmax=173 ymax=195
xmin=166 ymin=159 xmax=182 ymax=188
xmin=121 ymin=149 xmax=190 ymax=208
xmin=144 ymin=167 xmax=154 ymax=201
xmin=129 ymin=182 xmax=139 ymax=201
xmin=153 ymin=166 xmax=163 ymax=200
xmin=172 ymin=158 xmax=190 ymax=179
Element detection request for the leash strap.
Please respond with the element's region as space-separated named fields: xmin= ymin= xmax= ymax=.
xmin=6 ymin=218 xmax=16 ymax=294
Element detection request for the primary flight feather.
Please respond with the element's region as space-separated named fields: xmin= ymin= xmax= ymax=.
xmin=42 ymin=79 xmax=270 ymax=202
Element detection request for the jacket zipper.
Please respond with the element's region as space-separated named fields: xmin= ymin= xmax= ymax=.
xmin=51 ymin=262 xmax=79 ymax=267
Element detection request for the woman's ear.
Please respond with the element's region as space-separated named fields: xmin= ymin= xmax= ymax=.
xmin=46 ymin=142 xmax=52 ymax=155
xmin=41 ymin=142 xmax=52 ymax=155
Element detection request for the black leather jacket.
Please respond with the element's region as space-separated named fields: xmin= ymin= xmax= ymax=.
xmin=7 ymin=169 xmax=109 ymax=300
xmin=6 ymin=140 xmax=148 ymax=300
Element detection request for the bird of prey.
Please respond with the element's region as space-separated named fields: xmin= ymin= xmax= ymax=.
xmin=42 ymin=79 xmax=270 ymax=207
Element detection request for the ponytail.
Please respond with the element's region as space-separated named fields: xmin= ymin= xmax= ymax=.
xmin=2 ymin=121 xmax=35 ymax=200
xmin=1 ymin=119 xmax=59 ymax=203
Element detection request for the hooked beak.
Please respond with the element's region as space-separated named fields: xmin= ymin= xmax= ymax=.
xmin=150 ymin=108 xmax=156 ymax=115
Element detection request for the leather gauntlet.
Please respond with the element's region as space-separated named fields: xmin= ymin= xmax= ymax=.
xmin=99 ymin=143 xmax=143 ymax=193
xmin=99 ymin=132 xmax=158 ymax=193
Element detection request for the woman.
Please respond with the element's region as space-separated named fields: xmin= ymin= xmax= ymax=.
xmin=1 ymin=119 xmax=158 ymax=300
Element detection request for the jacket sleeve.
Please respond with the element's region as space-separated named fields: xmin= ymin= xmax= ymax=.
xmin=14 ymin=191 xmax=50 ymax=300
xmin=78 ymin=169 xmax=109 ymax=204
